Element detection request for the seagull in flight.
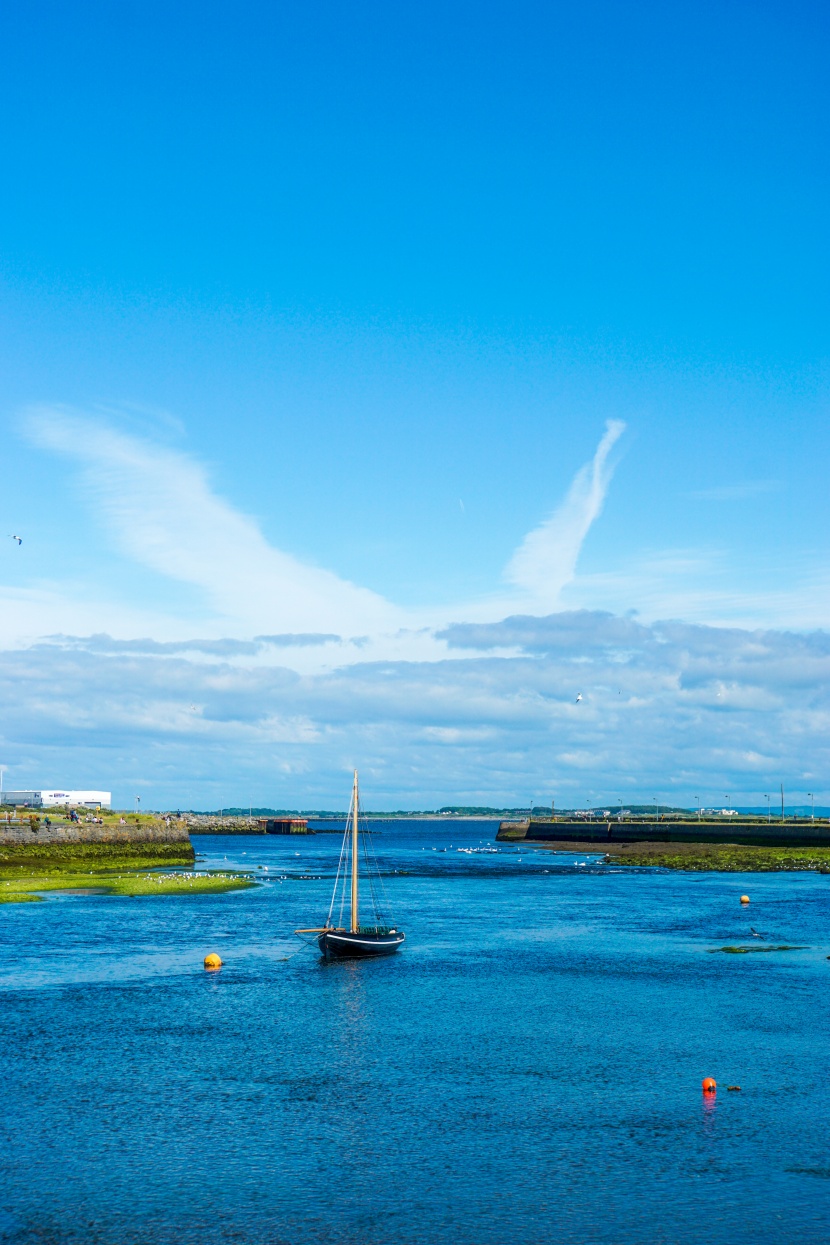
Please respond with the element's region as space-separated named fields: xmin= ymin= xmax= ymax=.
xmin=8 ymin=535 xmax=21 ymax=545
xmin=575 ymin=693 xmax=583 ymax=703
xmin=750 ymin=927 xmax=764 ymax=939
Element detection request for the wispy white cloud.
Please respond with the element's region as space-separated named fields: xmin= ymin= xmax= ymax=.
xmin=560 ymin=547 xmax=830 ymax=630
xmin=12 ymin=406 xmax=829 ymax=658
xmin=20 ymin=406 xmax=626 ymax=663
xmin=26 ymin=406 xmax=402 ymax=637
xmin=504 ymin=419 xmax=625 ymax=606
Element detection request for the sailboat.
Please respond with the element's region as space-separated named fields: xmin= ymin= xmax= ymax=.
xmin=296 ymin=771 xmax=405 ymax=960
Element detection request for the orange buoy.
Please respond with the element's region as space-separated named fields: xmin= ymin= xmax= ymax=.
xmin=702 ymin=1077 xmax=717 ymax=1094
xmin=740 ymin=895 xmax=750 ymax=904
xmin=203 ymin=952 xmax=222 ymax=970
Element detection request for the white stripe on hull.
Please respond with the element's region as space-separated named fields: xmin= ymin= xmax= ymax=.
xmin=324 ymin=933 xmax=405 ymax=948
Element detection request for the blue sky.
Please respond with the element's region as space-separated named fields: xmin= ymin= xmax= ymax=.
xmin=1 ymin=0 xmax=829 ymax=808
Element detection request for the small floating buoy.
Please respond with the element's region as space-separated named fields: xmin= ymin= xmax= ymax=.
xmin=702 ymin=1077 xmax=717 ymax=1093
xmin=727 ymin=1085 xmax=741 ymax=1091
xmin=204 ymin=952 xmax=222 ymax=969
xmin=740 ymin=895 xmax=750 ymax=904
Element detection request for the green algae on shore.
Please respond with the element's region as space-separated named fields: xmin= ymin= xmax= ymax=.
xmin=603 ymin=842 xmax=830 ymax=872
xmin=0 ymin=840 xmax=195 ymax=868
xmin=0 ymin=868 xmax=258 ymax=904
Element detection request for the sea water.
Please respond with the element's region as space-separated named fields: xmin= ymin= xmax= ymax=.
xmin=1 ymin=820 xmax=829 ymax=1244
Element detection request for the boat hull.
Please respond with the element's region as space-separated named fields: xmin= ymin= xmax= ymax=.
xmin=318 ymin=929 xmax=405 ymax=960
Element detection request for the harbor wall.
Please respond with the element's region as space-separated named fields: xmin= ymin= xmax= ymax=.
xmin=497 ymin=819 xmax=830 ymax=848
xmin=0 ymin=819 xmax=194 ymax=865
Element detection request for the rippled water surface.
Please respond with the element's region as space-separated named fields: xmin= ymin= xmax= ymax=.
xmin=1 ymin=820 xmax=829 ymax=1244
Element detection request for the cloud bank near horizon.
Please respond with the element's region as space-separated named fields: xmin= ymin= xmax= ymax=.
xmin=6 ymin=408 xmax=828 ymax=807
xmin=3 ymin=609 xmax=829 ymax=807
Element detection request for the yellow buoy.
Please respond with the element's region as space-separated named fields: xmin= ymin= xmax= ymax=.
xmin=204 ymin=952 xmax=222 ymax=969
xmin=740 ymin=895 xmax=750 ymax=904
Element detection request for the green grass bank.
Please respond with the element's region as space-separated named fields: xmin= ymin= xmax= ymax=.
xmin=0 ymin=866 xmax=257 ymax=904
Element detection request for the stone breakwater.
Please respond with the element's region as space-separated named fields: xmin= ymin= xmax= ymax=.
xmin=184 ymin=815 xmax=261 ymax=834
xmin=497 ymin=818 xmax=830 ymax=848
xmin=0 ymin=820 xmax=190 ymax=847
xmin=0 ymin=819 xmax=194 ymax=865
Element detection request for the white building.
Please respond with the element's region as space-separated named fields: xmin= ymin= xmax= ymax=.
xmin=2 ymin=790 xmax=112 ymax=809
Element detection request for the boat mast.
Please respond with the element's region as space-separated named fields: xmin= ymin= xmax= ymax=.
xmin=350 ymin=769 xmax=359 ymax=932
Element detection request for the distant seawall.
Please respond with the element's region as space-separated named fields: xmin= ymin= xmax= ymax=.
xmin=497 ymin=819 xmax=830 ymax=848
xmin=0 ymin=819 xmax=194 ymax=864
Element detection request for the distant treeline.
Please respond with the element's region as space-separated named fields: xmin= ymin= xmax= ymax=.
xmin=190 ymin=803 xmax=830 ymax=818
xmin=191 ymin=804 xmax=693 ymax=818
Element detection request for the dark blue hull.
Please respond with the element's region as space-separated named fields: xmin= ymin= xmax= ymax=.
xmin=318 ymin=929 xmax=405 ymax=960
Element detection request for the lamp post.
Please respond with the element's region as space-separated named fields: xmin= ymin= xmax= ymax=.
xmin=764 ymin=793 xmax=770 ymax=823
xmin=654 ymin=798 xmax=658 ymax=823
xmin=809 ymin=792 xmax=815 ymax=821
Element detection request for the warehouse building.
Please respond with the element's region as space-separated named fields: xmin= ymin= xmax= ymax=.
xmin=1 ymin=790 xmax=112 ymax=809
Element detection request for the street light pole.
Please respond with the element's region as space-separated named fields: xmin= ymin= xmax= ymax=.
xmin=764 ymin=794 xmax=770 ymax=823
xmin=809 ymin=792 xmax=814 ymax=821
xmin=695 ymin=795 xmax=700 ymax=821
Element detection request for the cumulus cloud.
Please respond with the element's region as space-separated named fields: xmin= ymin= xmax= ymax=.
xmin=255 ymin=633 xmax=342 ymax=647
xmin=438 ymin=610 xmax=647 ymax=653
xmin=38 ymin=633 xmax=344 ymax=658
xmin=2 ymin=611 xmax=829 ymax=807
